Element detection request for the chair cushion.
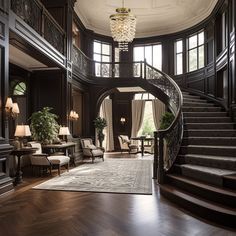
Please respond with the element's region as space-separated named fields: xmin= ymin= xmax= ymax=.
xmin=48 ymin=156 xmax=70 ymax=165
xmin=91 ymin=149 xmax=104 ymax=156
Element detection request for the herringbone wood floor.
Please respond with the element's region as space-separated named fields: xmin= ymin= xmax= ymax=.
xmin=0 ymin=155 xmax=236 ymax=236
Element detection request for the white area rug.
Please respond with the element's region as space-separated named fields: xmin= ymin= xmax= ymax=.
xmin=33 ymin=159 xmax=152 ymax=194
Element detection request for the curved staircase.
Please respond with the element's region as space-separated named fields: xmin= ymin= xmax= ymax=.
xmin=160 ymin=91 xmax=236 ymax=228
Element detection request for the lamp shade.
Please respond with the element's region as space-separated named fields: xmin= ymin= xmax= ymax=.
xmin=12 ymin=103 xmax=20 ymax=114
xmin=14 ymin=125 xmax=31 ymax=137
xmin=59 ymin=127 xmax=70 ymax=136
xmin=5 ymin=97 xmax=13 ymax=108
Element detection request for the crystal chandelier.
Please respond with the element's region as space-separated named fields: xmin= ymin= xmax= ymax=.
xmin=110 ymin=0 xmax=136 ymax=51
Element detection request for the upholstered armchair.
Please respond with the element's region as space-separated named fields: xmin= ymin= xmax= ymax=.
xmin=118 ymin=135 xmax=139 ymax=154
xmin=29 ymin=142 xmax=70 ymax=176
xmin=80 ymin=138 xmax=104 ymax=163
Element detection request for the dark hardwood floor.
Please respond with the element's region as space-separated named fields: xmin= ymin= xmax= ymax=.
xmin=0 ymin=153 xmax=236 ymax=236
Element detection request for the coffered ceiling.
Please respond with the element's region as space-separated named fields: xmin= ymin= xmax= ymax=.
xmin=74 ymin=0 xmax=218 ymax=38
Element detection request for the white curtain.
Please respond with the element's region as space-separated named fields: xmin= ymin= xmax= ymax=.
xmin=131 ymin=100 xmax=146 ymax=140
xmin=152 ymin=99 xmax=166 ymax=130
xmin=101 ymin=99 xmax=114 ymax=151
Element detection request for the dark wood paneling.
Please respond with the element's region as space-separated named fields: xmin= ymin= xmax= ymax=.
xmin=30 ymin=69 xmax=67 ymax=125
xmin=207 ymin=76 xmax=215 ymax=96
xmin=71 ymin=88 xmax=83 ymax=137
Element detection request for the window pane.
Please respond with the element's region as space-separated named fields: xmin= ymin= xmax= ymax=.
xmin=115 ymin=47 xmax=120 ymax=62
xmin=198 ymin=32 xmax=204 ymax=45
xmin=189 ymin=48 xmax=198 ymax=72
xmin=153 ymin=44 xmax=162 ymax=70
xmin=13 ymin=82 xmax=27 ymax=95
xmin=94 ymin=41 xmax=101 ymax=54
xmin=138 ymin=101 xmax=155 ymax=137
xmin=135 ymin=93 xmax=142 ymax=99
xmin=94 ymin=54 xmax=101 ymax=61
xmin=176 ymin=53 xmax=183 ymax=75
xmin=142 ymin=93 xmax=148 ymax=100
xmin=149 ymin=93 xmax=155 ymax=99
xmin=176 ymin=40 xmax=183 ymax=53
xmin=198 ymin=45 xmax=204 ymax=68
xmin=134 ymin=47 xmax=144 ymax=61
xmin=95 ymin=63 xmax=101 ymax=76
xmin=189 ymin=35 xmax=197 ymax=49
xmin=145 ymin=46 xmax=152 ymax=65
xmin=102 ymin=44 xmax=110 ymax=55
xmin=102 ymin=55 xmax=110 ymax=62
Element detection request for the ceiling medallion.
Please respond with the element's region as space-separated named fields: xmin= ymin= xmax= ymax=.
xmin=110 ymin=0 xmax=136 ymax=51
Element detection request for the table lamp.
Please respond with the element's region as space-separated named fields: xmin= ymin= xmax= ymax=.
xmin=59 ymin=126 xmax=70 ymax=142
xmin=14 ymin=125 xmax=31 ymax=148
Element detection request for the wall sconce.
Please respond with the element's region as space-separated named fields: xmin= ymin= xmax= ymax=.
xmin=69 ymin=110 xmax=79 ymax=121
xmin=120 ymin=117 xmax=126 ymax=125
xmin=5 ymin=97 xmax=20 ymax=118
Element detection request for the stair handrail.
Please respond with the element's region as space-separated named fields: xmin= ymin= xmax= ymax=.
xmin=143 ymin=62 xmax=183 ymax=183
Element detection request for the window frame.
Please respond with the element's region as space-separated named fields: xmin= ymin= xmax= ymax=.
xmin=93 ymin=40 xmax=112 ymax=77
xmin=174 ymin=39 xmax=183 ymax=75
xmin=187 ymin=30 xmax=205 ymax=72
xmin=133 ymin=43 xmax=162 ymax=70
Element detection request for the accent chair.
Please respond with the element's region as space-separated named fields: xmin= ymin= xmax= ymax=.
xmin=80 ymin=138 xmax=104 ymax=163
xmin=118 ymin=135 xmax=139 ymax=154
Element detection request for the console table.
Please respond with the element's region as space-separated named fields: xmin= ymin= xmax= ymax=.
xmin=42 ymin=142 xmax=76 ymax=165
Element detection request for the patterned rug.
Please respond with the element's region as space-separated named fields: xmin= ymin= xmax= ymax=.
xmin=33 ymin=159 xmax=152 ymax=194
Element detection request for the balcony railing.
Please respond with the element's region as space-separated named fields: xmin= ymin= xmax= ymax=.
xmin=11 ymin=0 xmax=65 ymax=54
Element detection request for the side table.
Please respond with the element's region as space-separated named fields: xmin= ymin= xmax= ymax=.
xmin=11 ymin=147 xmax=37 ymax=185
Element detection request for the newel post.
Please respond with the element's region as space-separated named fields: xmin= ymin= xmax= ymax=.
xmin=153 ymin=131 xmax=158 ymax=179
xmin=158 ymin=132 xmax=164 ymax=184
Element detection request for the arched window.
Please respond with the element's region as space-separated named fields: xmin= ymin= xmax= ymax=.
xmin=11 ymin=81 xmax=27 ymax=96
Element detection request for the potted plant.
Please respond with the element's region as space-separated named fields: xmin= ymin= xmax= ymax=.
xmin=160 ymin=112 xmax=175 ymax=144
xmin=93 ymin=117 xmax=107 ymax=147
xmin=29 ymin=107 xmax=60 ymax=144
xmin=160 ymin=112 xmax=175 ymax=130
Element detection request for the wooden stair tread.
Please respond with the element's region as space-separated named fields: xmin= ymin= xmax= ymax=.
xmin=167 ymin=173 xmax=236 ymax=196
xmin=182 ymin=145 xmax=236 ymax=149
xmin=185 ymin=129 xmax=236 ymax=131
xmin=180 ymin=164 xmax=236 ymax=176
xmin=224 ymin=174 xmax=236 ymax=180
xmin=185 ymin=122 xmax=235 ymax=125
xmin=160 ymin=184 xmax=236 ymax=215
xmin=181 ymin=153 xmax=236 ymax=160
xmin=183 ymin=137 xmax=236 ymax=139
